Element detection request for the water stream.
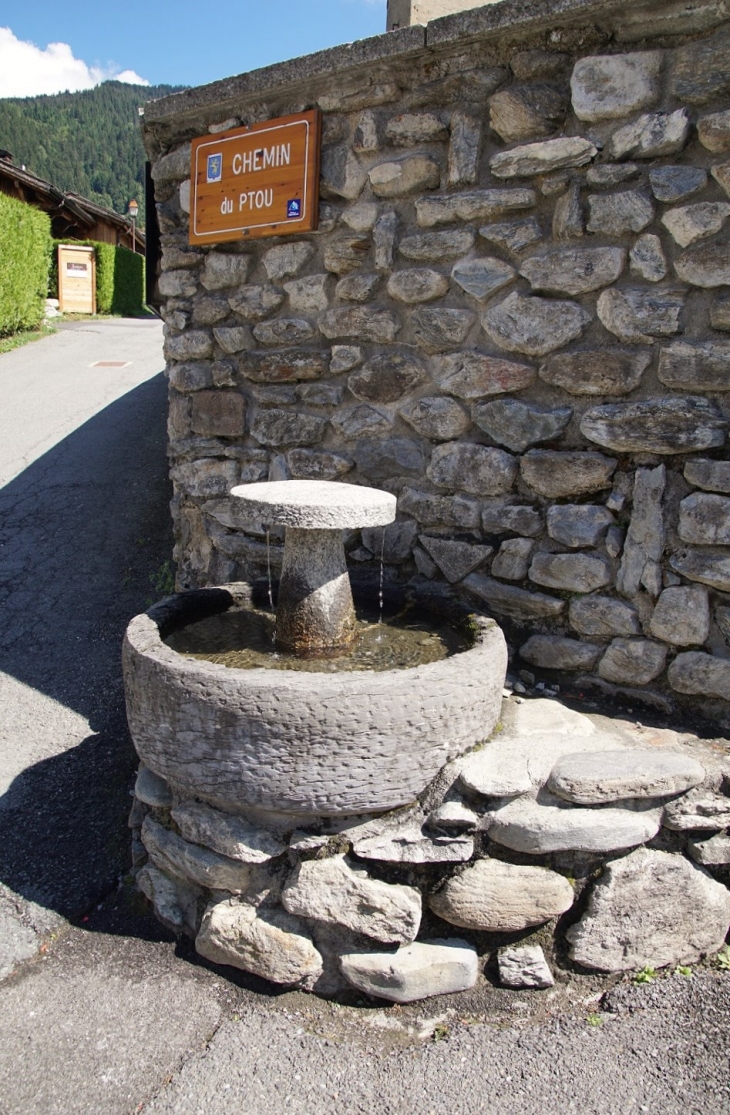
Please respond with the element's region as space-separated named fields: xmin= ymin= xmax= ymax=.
xmin=378 ymin=528 xmax=385 ymax=629
xmin=265 ymin=527 xmax=276 ymax=648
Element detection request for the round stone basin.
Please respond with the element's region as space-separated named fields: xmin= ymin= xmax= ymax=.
xmin=122 ymin=583 xmax=508 ymax=818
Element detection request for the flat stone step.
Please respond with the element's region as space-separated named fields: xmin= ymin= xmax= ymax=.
xmin=688 ymin=832 xmax=730 ymax=865
xmin=350 ymin=824 xmax=474 ymax=864
xmin=196 ymin=900 xmax=323 ymax=986
xmin=460 ymin=732 xmax=622 ymax=799
xmin=427 ymin=801 xmax=480 ymax=831
xmin=487 ymin=795 xmax=662 ymax=854
xmin=547 ymin=748 xmax=705 ymax=804
xmin=662 ymin=788 xmax=730 ymax=831
xmin=281 ymin=854 xmax=421 ymax=944
xmin=134 ymin=766 xmax=173 ymax=808
xmin=566 ymin=847 xmax=730 ymax=972
xmin=171 ymin=801 xmax=287 ymax=863
xmin=342 ymin=808 xmax=475 ymax=864
xmin=141 ymin=816 xmax=253 ymax=893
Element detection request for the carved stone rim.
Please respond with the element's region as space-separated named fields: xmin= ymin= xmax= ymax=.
xmin=125 ymin=581 xmax=499 ymax=691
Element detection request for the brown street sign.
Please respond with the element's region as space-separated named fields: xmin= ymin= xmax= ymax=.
xmin=189 ymin=109 xmax=321 ymax=245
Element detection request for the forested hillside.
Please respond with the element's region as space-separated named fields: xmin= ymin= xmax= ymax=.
xmin=0 ymin=82 xmax=185 ymax=227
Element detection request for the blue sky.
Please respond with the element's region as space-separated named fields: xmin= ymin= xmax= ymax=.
xmin=0 ymin=1 xmax=387 ymax=96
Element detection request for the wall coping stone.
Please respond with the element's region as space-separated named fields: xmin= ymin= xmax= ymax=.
xmin=141 ymin=26 xmax=428 ymax=134
xmin=141 ymin=0 xmax=730 ymax=142
xmin=425 ymin=0 xmax=730 ymax=47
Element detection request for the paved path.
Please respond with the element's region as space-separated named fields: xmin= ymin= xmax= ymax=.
xmin=0 ymin=320 xmax=728 ymax=1115
xmin=0 ymin=318 xmax=171 ymax=918
xmin=0 ymin=319 xmax=167 ymax=487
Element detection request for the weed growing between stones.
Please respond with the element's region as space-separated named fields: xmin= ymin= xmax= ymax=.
xmin=715 ymin=946 xmax=730 ymax=971
xmin=149 ymin=560 xmax=176 ymax=598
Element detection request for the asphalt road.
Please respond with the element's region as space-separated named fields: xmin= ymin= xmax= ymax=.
xmin=0 ymin=318 xmax=728 ymax=1115
xmin=0 ymin=318 xmax=172 ymax=914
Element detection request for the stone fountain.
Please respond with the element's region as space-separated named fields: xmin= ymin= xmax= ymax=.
xmin=123 ymin=479 xmax=507 ymax=819
xmin=123 ymin=479 xmax=730 ymax=1003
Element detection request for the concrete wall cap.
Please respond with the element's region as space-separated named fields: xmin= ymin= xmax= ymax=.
xmin=141 ymin=26 xmax=427 ymax=131
xmin=141 ymin=0 xmax=730 ymax=141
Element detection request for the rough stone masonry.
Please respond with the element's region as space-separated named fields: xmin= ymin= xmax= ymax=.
xmin=130 ymin=696 xmax=730 ymax=999
xmin=142 ymin=0 xmax=730 ymax=722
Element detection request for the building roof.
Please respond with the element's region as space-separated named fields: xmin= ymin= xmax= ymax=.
xmin=0 ymin=153 xmax=145 ymax=251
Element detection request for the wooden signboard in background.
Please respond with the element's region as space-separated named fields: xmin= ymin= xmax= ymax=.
xmin=58 ymin=244 xmax=96 ymax=314
xmin=189 ymin=109 xmax=321 ymax=245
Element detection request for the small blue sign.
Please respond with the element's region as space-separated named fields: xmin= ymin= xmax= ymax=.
xmin=286 ymin=198 xmax=302 ymax=219
xmin=207 ymin=153 xmax=223 ymax=183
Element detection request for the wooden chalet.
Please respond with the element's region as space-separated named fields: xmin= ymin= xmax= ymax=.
xmin=0 ymin=151 xmax=145 ymax=254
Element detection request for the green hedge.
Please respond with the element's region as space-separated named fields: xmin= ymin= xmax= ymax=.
xmin=111 ymin=245 xmax=145 ymax=315
xmin=50 ymin=238 xmax=144 ymax=315
xmin=0 ymin=194 xmax=52 ymax=335
xmin=94 ymin=240 xmax=117 ymax=313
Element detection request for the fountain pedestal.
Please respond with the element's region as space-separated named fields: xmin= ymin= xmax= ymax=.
xmin=276 ymin=528 xmax=354 ymax=655
xmin=229 ymin=480 xmax=396 ymax=656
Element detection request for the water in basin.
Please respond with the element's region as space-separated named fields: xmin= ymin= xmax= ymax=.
xmin=164 ymin=601 xmax=468 ymax=673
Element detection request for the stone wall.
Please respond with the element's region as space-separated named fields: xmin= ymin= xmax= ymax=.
xmin=142 ymin=0 xmax=730 ymax=723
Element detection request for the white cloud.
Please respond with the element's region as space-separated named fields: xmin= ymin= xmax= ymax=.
xmin=0 ymin=27 xmax=150 ymax=98
xmin=114 ymin=69 xmax=149 ymax=86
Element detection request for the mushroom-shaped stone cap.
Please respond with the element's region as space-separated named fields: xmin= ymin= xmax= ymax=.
xmin=229 ymin=479 xmax=397 ymax=530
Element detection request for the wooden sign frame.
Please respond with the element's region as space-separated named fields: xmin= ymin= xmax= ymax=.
xmin=189 ymin=109 xmax=321 ymax=245
xmin=57 ymin=243 xmax=96 ymax=314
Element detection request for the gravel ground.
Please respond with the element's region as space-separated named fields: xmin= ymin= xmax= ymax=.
xmin=142 ymin=968 xmax=730 ymax=1115
xmin=4 ymin=892 xmax=728 ymax=1115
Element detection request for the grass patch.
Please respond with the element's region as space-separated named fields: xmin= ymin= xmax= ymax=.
xmin=716 ymin=945 xmax=730 ymax=971
xmin=0 ymin=324 xmax=57 ymax=354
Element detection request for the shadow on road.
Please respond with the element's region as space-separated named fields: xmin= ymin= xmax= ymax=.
xmin=0 ymin=372 xmax=173 ymax=922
